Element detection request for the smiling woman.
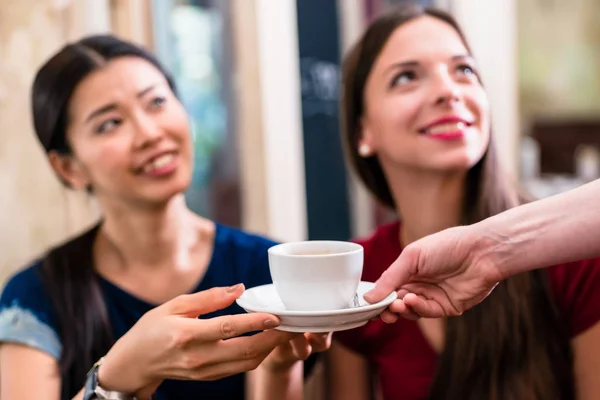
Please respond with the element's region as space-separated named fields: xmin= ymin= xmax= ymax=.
xmin=327 ymin=4 xmax=600 ymax=400
xmin=0 ymin=35 xmax=329 ymax=400
xmin=46 ymin=56 xmax=193 ymax=205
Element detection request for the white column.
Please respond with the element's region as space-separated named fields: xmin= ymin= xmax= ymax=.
xmin=449 ymin=0 xmax=520 ymax=179
xmin=255 ymin=0 xmax=308 ymax=242
xmin=230 ymin=0 xmax=269 ymax=235
xmin=337 ymin=0 xmax=377 ymax=238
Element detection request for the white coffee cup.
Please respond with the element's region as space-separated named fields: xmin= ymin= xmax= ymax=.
xmin=268 ymin=241 xmax=363 ymax=311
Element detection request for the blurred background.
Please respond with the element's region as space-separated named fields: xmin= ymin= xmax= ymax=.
xmin=1 ymin=0 xmax=599 ymax=285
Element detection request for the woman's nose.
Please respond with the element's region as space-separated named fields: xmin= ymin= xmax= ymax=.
xmin=431 ymin=67 xmax=462 ymax=106
xmin=133 ymin=114 xmax=163 ymax=149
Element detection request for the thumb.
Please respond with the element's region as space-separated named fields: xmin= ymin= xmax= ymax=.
xmin=165 ymin=284 xmax=245 ymax=317
xmin=364 ymin=247 xmax=417 ymax=304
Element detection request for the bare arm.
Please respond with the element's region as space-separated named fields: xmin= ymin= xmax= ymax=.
xmin=481 ymin=179 xmax=600 ymax=278
xmin=327 ymin=341 xmax=371 ymax=400
xmin=0 ymin=344 xmax=88 ymax=400
xmin=0 ymin=344 xmax=64 ymax=399
xmin=365 ymin=179 xmax=600 ymax=319
xmin=573 ymin=322 xmax=600 ymax=399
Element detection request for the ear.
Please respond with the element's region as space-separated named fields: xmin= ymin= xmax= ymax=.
xmin=357 ymin=116 xmax=375 ymax=157
xmin=48 ymin=151 xmax=90 ymax=190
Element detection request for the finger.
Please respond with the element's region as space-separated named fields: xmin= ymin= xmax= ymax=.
xmin=403 ymin=293 xmax=452 ymax=318
xmin=388 ymin=300 xmax=420 ymax=320
xmin=379 ymin=310 xmax=399 ymax=324
xmin=165 ymin=284 xmax=247 ymax=317
xmin=274 ymin=339 xmax=295 ymax=359
xmin=194 ymin=313 xmax=281 ymax=341
xmin=195 ymin=356 xmax=271 ymax=381
xmin=396 ymin=288 xmax=409 ymax=300
xmin=388 ymin=299 xmax=419 ymax=319
xmin=304 ymin=332 xmax=333 ymax=351
xmin=290 ymin=336 xmax=312 ymax=361
xmin=305 ymin=332 xmax=332 ymax=352
xmin=221 ymin=329 xmax=297 ymax=363
xmin=363 ymin=248 xmax=418 ymax=304
xmin=388 ymin=299 xmax=407 ymax=314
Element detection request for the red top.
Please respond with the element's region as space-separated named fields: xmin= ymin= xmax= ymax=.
xmin=335 ymin=222 xmax=600 ymax=400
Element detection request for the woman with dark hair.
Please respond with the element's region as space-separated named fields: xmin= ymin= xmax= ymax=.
xmin=328 ymin=5 xmax=600 ymax=400
xmin=0 ymin=35 xmax=329 ymax=400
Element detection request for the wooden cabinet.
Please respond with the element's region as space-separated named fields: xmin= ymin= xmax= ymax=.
xmin=530 ymin=119 xmax=600 ymax=175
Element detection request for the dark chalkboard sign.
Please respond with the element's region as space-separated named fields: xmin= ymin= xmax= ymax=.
xmin=296 ymin=0 xmax=351 ymax=241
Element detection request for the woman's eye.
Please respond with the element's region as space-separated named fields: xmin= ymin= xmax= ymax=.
xmin=149 ymin=96 xmax=166 ymax=110
xmin=457 ymin=64 xmax=478 ymax=79
xmin=96 ymin=118 xmax=121 ymax=134
xmin=391 ymin=71 xmax=417 ymax=87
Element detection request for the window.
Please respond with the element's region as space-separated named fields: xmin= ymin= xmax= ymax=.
xmin=151 ymin=0 xmax=241 ymax=226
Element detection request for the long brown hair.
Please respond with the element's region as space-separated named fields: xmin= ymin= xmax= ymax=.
xmin=341 ymin=5 xmax=574 ymax=399
xmin=32 ymin=34 xmax=178 ymax=398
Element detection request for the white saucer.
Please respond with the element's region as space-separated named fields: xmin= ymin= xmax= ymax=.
xmin=236 ymin=281 xmax=397 ymax=333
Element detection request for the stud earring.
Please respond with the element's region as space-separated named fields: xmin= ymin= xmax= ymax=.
xmin=358 ymin=144 xmax=371 ymax=157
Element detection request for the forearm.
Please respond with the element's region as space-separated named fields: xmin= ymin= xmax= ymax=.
xmin=247 ymin=362 xmax=303 ymax=400
xmin=476 ymin=179 xmax=600 ymax=278
xmin=72 ymin=389 xmax=84 ymax=400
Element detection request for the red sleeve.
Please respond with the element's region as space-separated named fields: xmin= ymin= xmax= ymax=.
xmin=547 ymin=257 xmax=600 ymax=337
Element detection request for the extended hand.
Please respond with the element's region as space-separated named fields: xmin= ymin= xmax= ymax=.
xmin=364 ymin=226 xmax=504 ymax=320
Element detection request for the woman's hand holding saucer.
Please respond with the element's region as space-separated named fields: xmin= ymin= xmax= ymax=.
xmin=95 ymin=284 xmax=295 ymax=399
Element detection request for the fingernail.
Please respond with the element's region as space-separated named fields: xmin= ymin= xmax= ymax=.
xmin=227 ymin=283 xmax=244 ymax=293
xmin=264 ymin=319 xmax=279 ymax=329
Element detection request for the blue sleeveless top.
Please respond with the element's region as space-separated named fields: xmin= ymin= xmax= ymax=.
xmin=0 ymin=223 xmax=296 ymax=399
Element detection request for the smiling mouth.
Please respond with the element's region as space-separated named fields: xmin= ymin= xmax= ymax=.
xmin=141 ymin=153 xmax=175 ymax=174
xmin=420 ymin=121 xmax=471 ymax=135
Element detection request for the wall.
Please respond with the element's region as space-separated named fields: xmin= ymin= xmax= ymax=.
xmin=516 ymin=0 xmax=600 ymax=196
xmin=0 ymin=0 xmax=106 ymax=286
xmin=518 ymin=0 xmax=600 ymax=120
xmin=450 ymin=0 xmax=520 ymax=179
